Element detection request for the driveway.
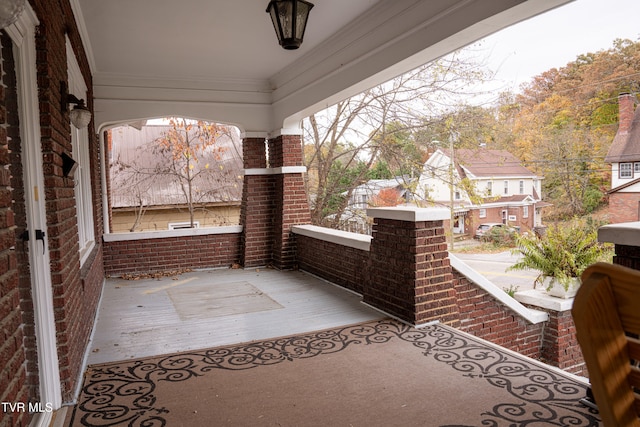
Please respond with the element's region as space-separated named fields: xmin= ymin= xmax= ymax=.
xmin=451 ymin=250 xmax=540 ymax=292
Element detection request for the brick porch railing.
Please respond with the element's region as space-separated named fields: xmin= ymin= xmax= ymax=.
xmin=293 ymin=206 xmax=588 ymax=376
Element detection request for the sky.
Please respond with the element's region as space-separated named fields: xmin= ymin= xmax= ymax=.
xmin=477 ymin=0 xmax=640 ymax=93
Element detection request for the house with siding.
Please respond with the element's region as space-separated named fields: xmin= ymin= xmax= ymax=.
xmin=605 ymin=92 xmax=640 ymax=223
xmin=416 ymin=148 xmax=546 ymax=235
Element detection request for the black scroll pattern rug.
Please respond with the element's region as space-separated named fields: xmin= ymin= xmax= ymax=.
xmin=66 ymin=319 xmax=601 ymax=426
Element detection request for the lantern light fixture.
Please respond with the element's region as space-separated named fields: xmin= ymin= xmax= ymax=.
xmin=266 ymin=0 xmax=314 ymax=50
xmin=61 ymin=82 xmax=92 ymax=129
xmin=0 ymin=0 xmax=25 ymax=29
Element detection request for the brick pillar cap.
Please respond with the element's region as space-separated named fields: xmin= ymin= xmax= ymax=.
xmin=366 ymin=206 xmax=450 ymax=222
xmin=598 ymin=221 xmax=640 ymax=246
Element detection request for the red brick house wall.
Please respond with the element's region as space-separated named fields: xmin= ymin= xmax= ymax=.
xmin=0 ymin=32 xmax=30 ymax=427
xmin=33 ymin=0 xmax=105 ymax=401
xmin=608 ymin=192 xmax=640 ymax=223
xmin=468 ymin=205 xmax=535 ymax=236
xmin=0 ymin=0 xmax=106 ymax=413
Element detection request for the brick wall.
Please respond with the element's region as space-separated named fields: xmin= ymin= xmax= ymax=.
xmin=608 ymin=192 xmax=640 ymax=223
xmin=0 ymin=32 xmax=29 ymax=427
xmin=33 ymin=0 xmax=106 ymax=400
xmin=454 ymin=272 xmax=545 ymax=359
xmin=294 ymin=234 xmax=369 ymax=295
xmin=103 ymin=232 xmax=241 ymax=276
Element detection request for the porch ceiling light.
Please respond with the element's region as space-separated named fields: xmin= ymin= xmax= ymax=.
xmin=266 ymin=0 xmax=314 ymax=50
xmin=61 ymin=82 xmax=92 ymax=129
xmin=0 ymin=0 xmax=25 ymax=29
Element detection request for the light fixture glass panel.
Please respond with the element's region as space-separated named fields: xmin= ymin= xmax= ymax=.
xmin=295 ymin=3 xmax=310 ymax=39
xmin=280 ymin=2 xmax=293 ymax=39
xmin=269 ymin=7 xmax=282 ymax=44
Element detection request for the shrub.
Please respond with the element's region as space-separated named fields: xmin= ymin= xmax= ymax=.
xmin=508 ymin=219 xmax=605 ymax=291
xmin=483 ymin=226 xmax=517 ymax=247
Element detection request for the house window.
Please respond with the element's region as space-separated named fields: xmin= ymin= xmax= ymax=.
xmin=519 ymin=180 xmax=524 ymax=194
xmin=503 ymin=180 xmax=509 ymax=195
xmin=523 ymin=206 xmax=529 ymax=218
xmin=360 ymin=194 xmax=368 ymax=208
xmin=479 ymin=208 xmax=486 ymax=218
xmin=67 ymin=39 xmax=95 ymax=264
xmin=486 ymin=181 xmax=492 ymax=196
xmin=169 ymin=221 xmax=200 ymax=230
xmin=454 ymin=190 xmax=461 ymax=200
xmin=635 ymin=162 xmax=640 ymax=175
xmin=620 ymin=162 xmax=633 ymax=178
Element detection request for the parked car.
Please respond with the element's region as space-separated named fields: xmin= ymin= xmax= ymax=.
xmin=474 ymin=223 xmax=506 ymax=240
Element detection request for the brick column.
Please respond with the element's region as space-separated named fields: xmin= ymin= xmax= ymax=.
xmin=267 ymin=133 xmax=311 ymax=269
xmin=516 ymin=293 xmax=587 ymax=376
xmin=240 ymin=136 xmax=274 ymax=267
xmin=366 ymin=207 xmax=460 ymax=326
xmin=598 ymin=223 xmax=640 ymax=270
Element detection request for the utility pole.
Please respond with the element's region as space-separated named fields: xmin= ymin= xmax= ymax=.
xmin=449 ymin=138 xmax=455 ymax=251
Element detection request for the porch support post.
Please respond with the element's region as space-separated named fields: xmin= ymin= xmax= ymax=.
xmin=366 ymin=207 xmax=460 ymax=327
xmin=240 ymin=135 xmax=273 ymax=267
xmin=267 ymin=132 xmax=311 ymax=269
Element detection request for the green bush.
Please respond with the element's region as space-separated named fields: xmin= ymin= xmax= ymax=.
xmin=508 ymin=219 xmax=605 ymax=291
xmin=483 ymin=226 xmax=517 ymax=247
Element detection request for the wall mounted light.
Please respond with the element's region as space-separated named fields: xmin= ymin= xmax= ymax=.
xmin=266 ymin=0 xmax=314 ymax=50
xmin=61 ymin=82 xmax=92 ymax=129
xmin=0 ymin=0 xmax=25 ymax=29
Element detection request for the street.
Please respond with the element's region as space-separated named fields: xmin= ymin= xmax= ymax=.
xmin=451 ymin=250 xmax=540 ymax=292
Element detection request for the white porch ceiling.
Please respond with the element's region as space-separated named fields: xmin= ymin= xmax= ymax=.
xmin=73 ymin=0 xmax=573 ymax=134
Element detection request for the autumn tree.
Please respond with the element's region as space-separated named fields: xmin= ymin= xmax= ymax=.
xmin=303 ymin=49 xmax=491 ymax=227
xmin=112 ymin=118 xmax=242 ymax=229
xmin=505 ymin=38 xmax=640 ymax=216
xmin=369 ymin=188 xmax=405 ymax=207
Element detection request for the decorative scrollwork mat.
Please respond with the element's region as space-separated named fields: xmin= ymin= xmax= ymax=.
xmin=67 ymin=319 xmax=600 ymax=426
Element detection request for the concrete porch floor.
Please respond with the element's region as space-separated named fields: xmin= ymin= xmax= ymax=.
xmin=87 ymin=267 xmax=385 ymax=365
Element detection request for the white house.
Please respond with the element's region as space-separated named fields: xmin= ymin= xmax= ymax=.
xmin=605 ymin=93 xmax=640 ymax=223
xmin=337 ymin=176 xmax=413 ymax=233
xmin=347 ymin=177 xmax=413 ymax=209
xmin=416 ymin=148 xmax=547 ymax=235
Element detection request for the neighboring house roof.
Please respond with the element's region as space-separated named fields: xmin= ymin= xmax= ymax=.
xmin=605 ymin=93 xmax=640 ymax=163
xmin=485 ymin=195 xmax=535 ymax=204
xmin=441 ymin=148 xmax=537 ymax=178
xmin=349 ymin=176 xmax=414 ymax=196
